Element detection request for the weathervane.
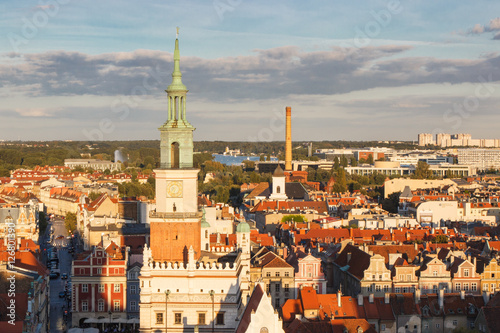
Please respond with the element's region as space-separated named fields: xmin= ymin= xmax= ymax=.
xmin=176 ymin=26 xmax=179 ymax=38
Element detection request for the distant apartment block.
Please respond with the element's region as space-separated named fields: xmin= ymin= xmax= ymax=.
xmin=64 ymin=159 xmax=121 ymax=172
xmin=418 ymin=133 xmax=500 ymax=148
xmin=418 ymin=133 xmax=434 ymax=146
xmin=457 ymin=149 xmax=500 ymax=171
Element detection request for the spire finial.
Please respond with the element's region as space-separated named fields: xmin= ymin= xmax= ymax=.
xmin=176 ymin=26 xmax=179 ymax=39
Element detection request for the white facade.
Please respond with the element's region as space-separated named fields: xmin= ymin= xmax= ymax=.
xmin=139 ymin=245 xmax=251 ymax=332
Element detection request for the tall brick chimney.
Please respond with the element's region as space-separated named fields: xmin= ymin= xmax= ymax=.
xmin=285 ymin=106 xmax=292 ymax=171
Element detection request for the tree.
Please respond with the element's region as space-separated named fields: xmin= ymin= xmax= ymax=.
xmin=340 ymin=155 xmax=348 ymax=168
xmin=333 ymin=168 xmax=347 ymax=193
xmin=88 ymin=192 xmax=101 ymax=201
xmin=366 ymin=154 xmax=374 ymax=165
xmin=414 ymin=161 xmax=433 ymax=179
xmin=242 ymin=160 xmax=255 ymax=171
xmin=281 ymin=215 xmax=306 ymax=223
xmin=334 ymin=156 xmax=340 ymax=170
xmin=193 ymin=153 xmax=213 ymax=168
xmin=213 ymin=185 xmax=230 ymax=203
xmin=65 ymin=212 xmax=77 ymax=233
xmin=430 ymin=234 xmax=448 ymax=243
xmin=381 ymin=191 xmax=400 ymax=214
xmin=38 ymin=212 xmax=47 ymax=235
xmin=350 ymin=157 xmax=357 ymax=167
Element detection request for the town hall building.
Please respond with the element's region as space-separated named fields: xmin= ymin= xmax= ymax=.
xmin=138 ymin=32 xmax=253 ymax=332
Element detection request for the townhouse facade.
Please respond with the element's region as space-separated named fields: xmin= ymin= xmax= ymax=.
xmin=71 ymin=244 xmax=128 ymax=327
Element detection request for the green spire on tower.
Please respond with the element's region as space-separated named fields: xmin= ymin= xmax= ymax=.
xmin=167 ymin=27 xmax=187 ymax=92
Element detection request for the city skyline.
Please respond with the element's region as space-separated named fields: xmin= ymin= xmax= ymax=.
xmin=1 ymin=1 xmax=499 ymax=142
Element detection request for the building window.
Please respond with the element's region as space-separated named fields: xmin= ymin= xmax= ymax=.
xmin=175 ymin=313 xmax=182 ymax=324
xmin=98 ymin=300 xmax=104 ymax=312
xmin=453 ymin=320 xmax=458 ymax=326
xmin=275 ymin=298 xmax=280 ymax=308
xmin=156 ymin=313 xmax=163 ymax=324
xmin=275 ymin=272 xmax=280 ymax=277
xmin=266 ymin=272 xmax=271 ymax=277
xmin=130 ymin=285 xmax=136 ymax=294
xmin=472 ymin=283 xmax=477 ymax=291
xmin=284 ymin=284 xmax=289 ymax=292
xmin=381 ymin=324 xmax=386 ymax=331
xmin=198 ymin=313 xmax=206 ymax=325
xmin=375 ymin=285 xmax=381 ymax=292
xmin=464 ymin=283 xmax=469 ymax=291
xmin=114 ymin=301 xmax=120 ymax=311
xmin=81 ymin=301 xmax=88 ymax=312
xmin=464 ymin=269 xmax=469 ymax=277
xmin=383 ymin=285 xmax=389 ymax=292
xmin=403 ymin=287 xmax=408 ymax=293
xmin=436 ymin=323 xmax=440 ymax=329
xmin=406 ymin=274 xmax=411 ymax=281
xmin=130 ymin=301 xmax=137 ymax=311
xmin=433 ymin=270 xmax=438 ymax=276
xmin=216 ymin=313 xmax=224 ymax=325
xmin=266 ymin=284 xmax=271 ymax=293
xmin=275 ymin=284 xmax=280 ymax=292
xmin=98 ymin=284 xmax=104 ymax=293
xmin=395 ymin=287 xmax=400 ymax=293
xmin=96 ymin=268 xmax=102 ymax=275
xmin=285 ymin=272 xmax=290 ymax=277
xmin=456 ymin=283 xmax=461 ymax=291
xmin=114 ymin=284 xmax=120 ymax=292
xmin=433 ymin=285 xmax=438 ymax=293
xmin=82 ymin=284 xmax=88 ymax=293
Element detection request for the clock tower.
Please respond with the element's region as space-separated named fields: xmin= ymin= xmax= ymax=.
xmin=150 ymin=31 xmax=201 ymax=262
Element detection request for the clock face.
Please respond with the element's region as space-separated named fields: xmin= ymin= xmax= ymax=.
xmin=167 ymin=181 xmax=183 ymax=198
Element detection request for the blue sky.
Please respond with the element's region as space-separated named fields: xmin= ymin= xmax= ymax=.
xmin=1 ymin=0 xmax=499 ymax=142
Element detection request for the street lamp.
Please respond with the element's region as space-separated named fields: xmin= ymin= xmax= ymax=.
xmin=108 ymin=310 xmax=112 ymax=330
xmin=165 ymin=289 xmax=170 ymax=332
xmin=209 ymin=290 xmax=215 ymax=333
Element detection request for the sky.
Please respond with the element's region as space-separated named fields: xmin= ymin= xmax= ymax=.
xmin=1 ymin=0 xmax=499 ymax=142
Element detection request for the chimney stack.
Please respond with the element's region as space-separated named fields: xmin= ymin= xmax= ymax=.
xmin=285 ymin=106 xmax=292 ymax=172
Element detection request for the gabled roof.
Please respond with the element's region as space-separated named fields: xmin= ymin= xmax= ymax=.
xmin=0 ymin=251 xmax=49 ymax=277
xmin=235 ymin=284 xmax=266 ymax=333
xmin=265 ymin=255 xmax=293 ymax=269
xmin=334 ymin=244 xmax=371 ymax=280
xmin=390 ymin=293 xmax=421 ymax=316
xmin=246 ymin=182 xmax=271 ymax=199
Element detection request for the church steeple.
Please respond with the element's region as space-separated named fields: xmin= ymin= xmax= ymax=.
xmin=167 ymin=27 xmax=187 ymax=93
xmin=159 ymin=28 xmax=195 ymax=169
